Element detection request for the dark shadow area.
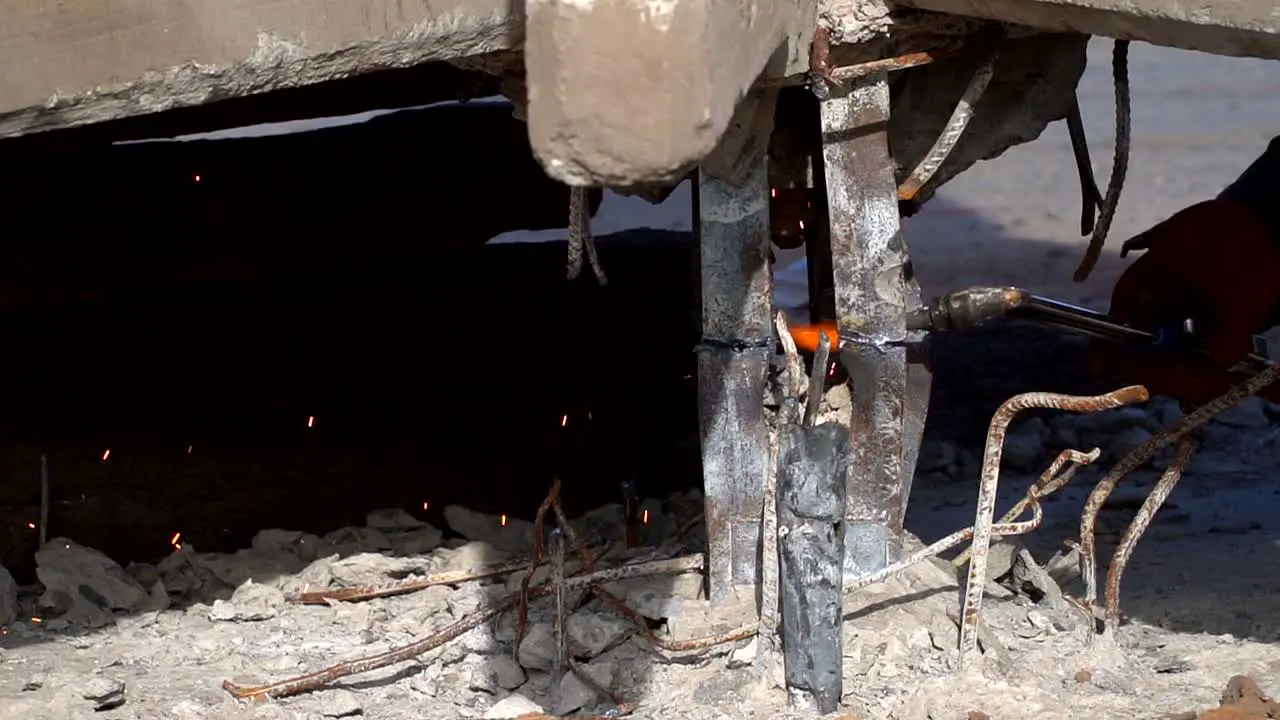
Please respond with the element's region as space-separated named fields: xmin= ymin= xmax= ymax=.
xmin=0 ymin=101 xmax=674 ymax=582
xmin=0 ymin=100 xmax=698 ymax=720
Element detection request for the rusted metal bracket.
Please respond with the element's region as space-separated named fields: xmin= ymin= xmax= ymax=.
xmin=695 ymin=93 xmax=777 ymax=600
xmin=818 ymin=73 xmax=932 ymax=579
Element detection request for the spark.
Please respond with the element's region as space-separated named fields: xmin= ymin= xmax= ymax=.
xmin=799 ymin=220 xmax=806 ymax=231
xmin=26 ymin=522 xmax=34 ymax=529
xmin=187 ymin=445 xmax=193 ymax=454
xmin=30 ymin=617 xmax=41 ymax=624
xmin=771 ymin=187 xmax=778 ymax=198
xmin=101 ymin=449 xmax=111 ymax=461
xmin=500 ymin=514 xmax=508 ymax=527
xmin=642 ymin=509 xmax=650 ymax=524
xmin=561 ymin=415 xmax=568 ymax=428
xmin=170 ymin=532 xmax=182 ymax=551
xmin=422 ymin=501 xmax=430 ymax=511
xmin=307 ymin=416 xmax=315 ymax=428
xmin=193 ymin=174 xmax=202 ymax=183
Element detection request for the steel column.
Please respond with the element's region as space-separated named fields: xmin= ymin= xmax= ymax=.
xmin=696 ymin=124 xmax=775 ymax=601
xmin=819 ymin=74 xmax=932 ymax=579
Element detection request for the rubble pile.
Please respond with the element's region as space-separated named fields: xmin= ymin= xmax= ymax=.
xmin=2 ymin=393 xmax=1279 ymax=719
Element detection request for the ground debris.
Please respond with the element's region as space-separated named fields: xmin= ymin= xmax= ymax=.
xmin=3 ymin=381 xmax=1280 ymax=720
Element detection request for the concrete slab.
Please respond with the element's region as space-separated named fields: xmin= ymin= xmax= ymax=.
xmin=0 ymin=0 xmax=1274 ymax=188
xmin=0 ymin=0 xmax=519 ymax=138
xmin=896 ymin=0 xmax=1280 ymax=59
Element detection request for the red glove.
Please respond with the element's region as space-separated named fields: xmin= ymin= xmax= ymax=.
xmin=1093 ymin=199 xmax=1280 ymax=407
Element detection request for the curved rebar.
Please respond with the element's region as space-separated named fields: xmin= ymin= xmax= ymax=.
xmin=952 ymin=447 xmax=1101 ymax=569
xmin=1073 ymin=39 xmax=1131 ymax=282
xmin=1078 ymin=362 xmax=1280 ymax=608
xmin=897 ymin=47 xmax=1001 ymax=202
xmin=1102 ymin=436 xmax=1198 ymax=636
xmin=1066 ymin=98 xmax=1104 ymax=236
xmin=957 ymin=386 xmax=1149 ymax=669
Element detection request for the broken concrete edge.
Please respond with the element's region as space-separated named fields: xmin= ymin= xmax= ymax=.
xmin=523 ymin=0 xmax=820 ymax=188
xmin=0 ymin=9 xmax=524 ymax=141
xmin=896 ymin=0 xmax=1280 ymax=60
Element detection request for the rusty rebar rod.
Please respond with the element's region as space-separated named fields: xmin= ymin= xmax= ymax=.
xmin=763 ymin=49 xmax=947 ymax=92
xmin=1102 ymin=436 xmax=1198 ymax=636
xmin=951 ymin=447 xmax=1101 ymax=569
xmin=1077 ymin=362 xmax=1280 ymax=610
xmin=958 ymin=386 xmax=1149 ymax=669
xmin=897 ymin=45 xmax=1001 ymax=202
xmin=223 ymin=553 xmax=705 ymax=701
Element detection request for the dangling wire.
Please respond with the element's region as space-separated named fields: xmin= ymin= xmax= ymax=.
xmin=566 ymin=186 xmax=607 ymax=285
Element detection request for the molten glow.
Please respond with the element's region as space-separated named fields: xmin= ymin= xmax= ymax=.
xmin=307 ymin=416 xmax=315 ymax=428
xmin=500 ymin=514 xmax=508 ymax=527
xmin=641 ymin=509 xmax=650 ymax=525
xmin=101 ymin=449 xmax=111 ymax=461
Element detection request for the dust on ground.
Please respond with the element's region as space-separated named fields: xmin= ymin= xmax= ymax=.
xmin=4 ymin=387 xmax=1280 ymax=720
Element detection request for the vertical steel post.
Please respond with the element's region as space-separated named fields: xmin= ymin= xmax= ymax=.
xmin=819 ymin=74 xmax=932 ymax=580
xmin=696 ymin=126 xmax=775 ymax=601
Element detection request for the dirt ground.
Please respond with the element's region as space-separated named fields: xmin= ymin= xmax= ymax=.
xmin=2 ymin=39 xmax=1280 ymax=720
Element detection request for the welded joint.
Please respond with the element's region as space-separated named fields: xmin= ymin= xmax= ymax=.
xmin=696 ymin=118 xmax=776 ymax=601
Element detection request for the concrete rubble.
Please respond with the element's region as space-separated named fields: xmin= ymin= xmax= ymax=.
xmin=1 ymin=392 xmax=1280 ymax=719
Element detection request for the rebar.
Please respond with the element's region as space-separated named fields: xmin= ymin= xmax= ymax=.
xmin=1073 ymin=40 xmax=1131 ymax=282
xmin=897 ymin=45 xmax=1001 ymax=202
xmin=1078 ymin=362 xmax=1280 ymax=608
xmin=958 ymin=386 xmax=1148 ymax=669
xmin=1102 ymin=437 xmax=1198 ymax=636
xmin=951 ymin=447 xmax=1100 ymax=569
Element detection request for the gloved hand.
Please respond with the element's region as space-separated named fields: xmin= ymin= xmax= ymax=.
xmin=1093 ymin=198 xmax=1280 ymax=408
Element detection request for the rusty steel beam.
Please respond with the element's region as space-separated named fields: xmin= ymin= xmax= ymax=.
xmin=695 ymin=98 xmax=776 ymax=601
xmin=819 ymin=75 xmax=932 ymax=579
